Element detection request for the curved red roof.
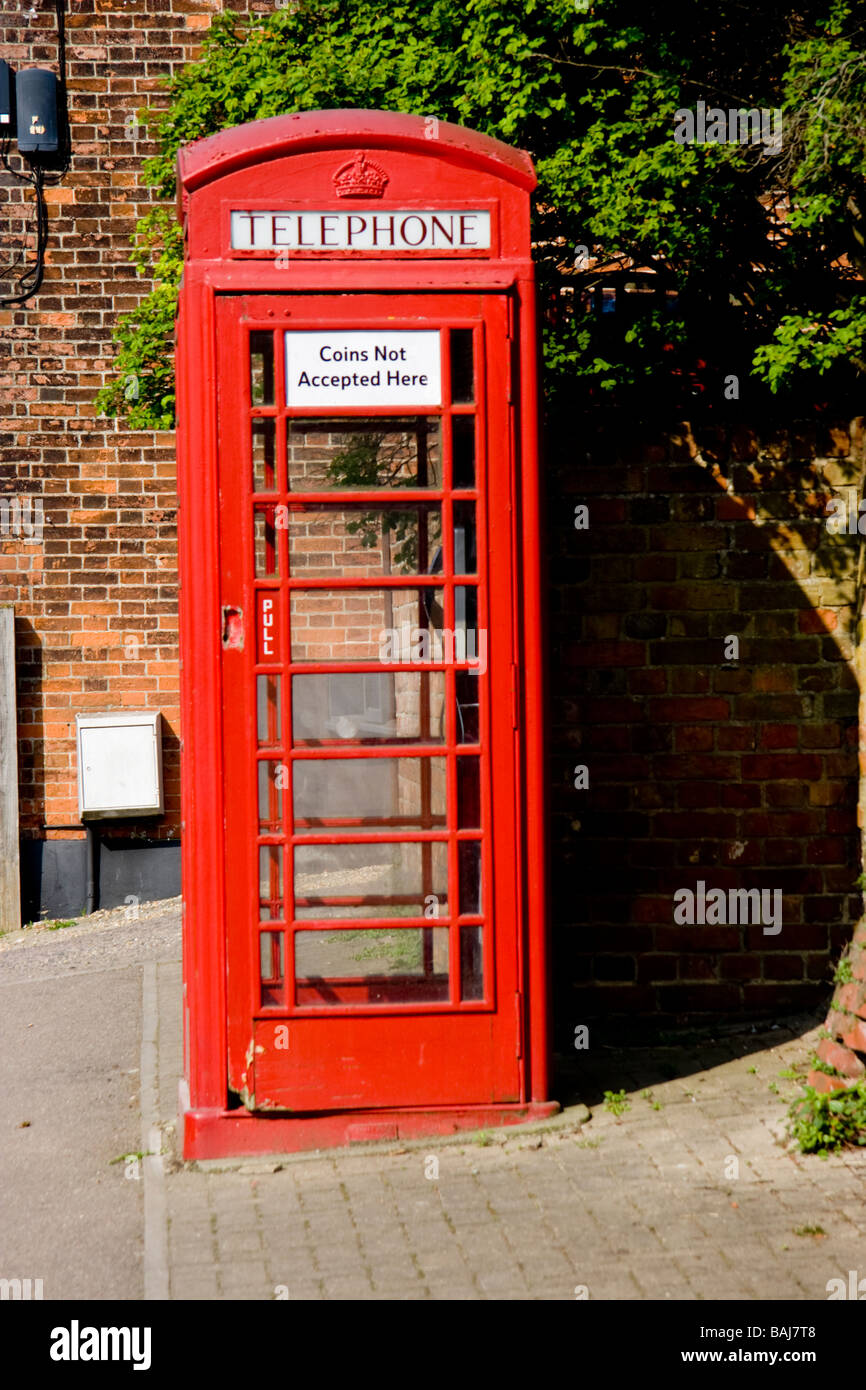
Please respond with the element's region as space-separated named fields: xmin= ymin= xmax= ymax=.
xmin=177 ymin=109 xmax=536 ymax=195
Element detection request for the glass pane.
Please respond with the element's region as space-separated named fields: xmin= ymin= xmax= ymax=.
xmin=455 ymin=670 xmax=480 ymax=743
xmin=457 ymin=757 xmax=481 ymax=829
xmin=259 ymin=845 xmax=284 ymax=921
xmin=452 ymin=502 xmax=477 ymax=574
xmin=292 ymin=671 xmax=445 ymax=744
xmin=287 ymin=417 xmax=441 ymax=491
xmin=293 ymin=756 xmax=447 ymax=833
xmin=288 ymin=507 xmax=442 ymax=579
xmin=255 ymin=509 xmax=279 ymax=577
xmin=451 ymin=415 xmax=475 ymax=489
xmin=256 ymin=674 xmax=282 ymax=746
xmin=453 ymin=588 xmax=486 ymax=670
xmin=252 ymin=418 xmax=277 ymax=491
xmin=295 ymin=928 xmax=449 ymax=1005
xmin=294 ymin=840 xmax=448 ymax=919
xmin=290 ymin=587 xmax=443 ymax=663
xmin=250 ymin=331 xmax=274 ymax=406
xmin=454 ymin=583 xmax=477 ymax=633
xmin=450 ymin=329 xmax=474 ymax=403
xmin=258 ymin=759 xmax=285 ymax=833
xmin=460 ymin=925 xmax=484 ymax=1001
xmin=458 ymin=840 xmax=481 ymax=915
xmin=259 ymin=930 xmax=284 ymax=1007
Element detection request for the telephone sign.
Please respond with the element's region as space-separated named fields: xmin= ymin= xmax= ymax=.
xmin=176 ymin=110 xmax=553 ymax=1157
xmin=230 ymin=208 xmax=492 ymax=252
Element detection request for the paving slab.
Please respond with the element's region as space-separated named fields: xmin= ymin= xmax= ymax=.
xmin=4 ymin=897 xmax=866 ymax=1301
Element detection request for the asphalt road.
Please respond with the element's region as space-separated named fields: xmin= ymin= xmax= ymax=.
xmin=0 ymin=902 xmax=181 ymax=1300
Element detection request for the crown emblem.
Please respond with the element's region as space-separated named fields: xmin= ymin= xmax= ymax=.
xmin=333 ymin=153 xmax=389 ymax=199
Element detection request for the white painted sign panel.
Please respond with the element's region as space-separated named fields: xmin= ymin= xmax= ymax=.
xmin=285 ymin=331 xmax=441 ymax=407
xmin=231 ymin=210 xmax=491 ymax=252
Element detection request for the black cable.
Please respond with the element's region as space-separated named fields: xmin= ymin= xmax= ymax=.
xmin=0 ymin=167 xmax=47 ymax=305
xmin=0 ymin=0 xmax=68 ymax=305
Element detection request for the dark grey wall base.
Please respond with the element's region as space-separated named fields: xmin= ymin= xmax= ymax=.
xmin=20 ymin=839 xmax=87 ymax=923
xmin=20 ymin=837 xmax=181 ymax=923
xmin=98 ymin=838 xmax=181 ymax=911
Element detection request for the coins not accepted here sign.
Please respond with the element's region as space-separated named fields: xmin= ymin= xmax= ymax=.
xmin=284 ymin=330 xmax=442 ymax=407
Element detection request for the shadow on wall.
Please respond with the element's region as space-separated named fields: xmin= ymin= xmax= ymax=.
xmin=548 ymin=417 xmax=864 ymax=1048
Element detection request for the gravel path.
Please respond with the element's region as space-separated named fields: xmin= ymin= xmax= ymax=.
xmin=0 ymin=897 xmax=181 ymax=983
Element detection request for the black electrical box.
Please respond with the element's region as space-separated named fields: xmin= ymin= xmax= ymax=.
xmin=0 ymin=59 xmax=14 ymax=136
xmin=16 ymin=69 xmax=58 ymax=154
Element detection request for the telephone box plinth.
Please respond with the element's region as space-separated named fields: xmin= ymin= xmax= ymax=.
xmin=176 ymin=110 xmax=554 ymax=1158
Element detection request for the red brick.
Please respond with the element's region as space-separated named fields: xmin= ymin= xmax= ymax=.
xmin=719 ymin=954 xmax=760 ymax=981
xmin=655 ymin=755 xmax=739 ymax=780
xmin=758 ymin=724 xmax=798 ymax=749
xmin=633 ymin=556 xmax=676 ymax=581
xmin=628 ymin=669 xmax=667 ymax=694
xmin=675 ymin=725 xmax=714 ymax=752
xmin=648 ymin=697 xmax=730 ymax=722
xmin=716 ymin=495 xmax=756 ymax=521
xmin=567 ymin=641 xmax=645 ymax=667
xmin=632 ymin=898 xmax=673 ymax=923
xmin=807 ymin=1071 xmax=851 ymax=1093
xmin=717 ymin=726 xmax=755 ymax=751
xmin=763 ymin=954 xmax=803 ymax=981
xmin=817 ymin=1038 xmax=865 ymax=1077
xmin=799 ymin=607 xmax=838 ymax=633
xmin=754 ymin=667 xmax=795 ymax=692
xmin=720 ymin=783 xmax=761 ymax=808
xmin=741 ymin=754 xmax=822 ymax=780
xmin=836 ymin=982 xmax=866 ymax=1018
xmin=742 ymin=983 xmax=824 ymax=1009
xmin=678 ymin=782 xmax=720 ymax=808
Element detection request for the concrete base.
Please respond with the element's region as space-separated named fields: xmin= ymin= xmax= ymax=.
xmin=181 ymin=1087 xmax=561 ymax=1160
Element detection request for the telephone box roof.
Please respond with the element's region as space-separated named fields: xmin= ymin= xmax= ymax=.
xmin=177 ymin=108 xmax=537 ymax=201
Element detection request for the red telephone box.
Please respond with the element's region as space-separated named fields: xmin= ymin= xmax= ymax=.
xmin=176 ymin=110 xmax=554 ymax=1157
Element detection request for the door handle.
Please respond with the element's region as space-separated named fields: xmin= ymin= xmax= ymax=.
xmin=221 ymin=604 xmax=244 ymax=650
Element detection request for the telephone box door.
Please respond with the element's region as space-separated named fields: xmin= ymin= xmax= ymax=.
xmin=216 ymin=291 xmax=522 ymax=1111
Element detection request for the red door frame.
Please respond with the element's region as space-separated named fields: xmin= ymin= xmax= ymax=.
xmin=176 ymin=112 xmax=553 ymax=1158
xmin=217 ymin=291 xmax=522 ymax=1112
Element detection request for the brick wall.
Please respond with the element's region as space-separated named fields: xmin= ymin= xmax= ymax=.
xmin=1 ymin=4 xmax=862 ymax=1028
xmin=0 ymin=1 xmax=253 ymax=891
xmin=550 ymin=417 xmax=863 ymax=1038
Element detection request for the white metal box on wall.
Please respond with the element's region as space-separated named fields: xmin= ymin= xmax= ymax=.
xmin=76 ymin=712 xmax=164 ymax=818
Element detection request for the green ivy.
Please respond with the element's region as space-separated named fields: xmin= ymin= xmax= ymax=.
xmin=97 ymin=0 xmax=866 ymax=428
xmin=788 ymin=1080 xmax=866 ymax=1155
xmin=833 ymin=955 xmax=854 ymax=986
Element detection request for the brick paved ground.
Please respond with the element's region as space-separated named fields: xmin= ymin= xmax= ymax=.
xmin=155 ymin=955 xmax=866 ymax=1301
xmin=4 ymin=904 xmax=863 ymax=1301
